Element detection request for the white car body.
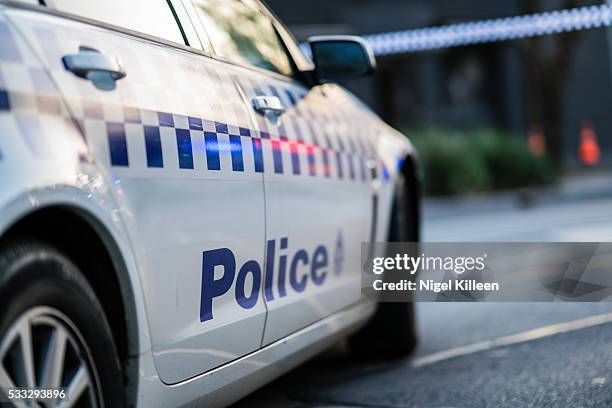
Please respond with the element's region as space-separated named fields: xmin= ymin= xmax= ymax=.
xmin=0 ymin=0 xmax=417 ymax=406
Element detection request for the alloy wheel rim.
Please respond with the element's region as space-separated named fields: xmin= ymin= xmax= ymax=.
xmin=0 ymin=307 xmax=102 ymax=408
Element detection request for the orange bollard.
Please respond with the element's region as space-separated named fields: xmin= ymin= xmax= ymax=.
xmin=528 ymin=125 xmax=546 ymax=157
xmin=578 ymin=121 xmax=601 ymax=166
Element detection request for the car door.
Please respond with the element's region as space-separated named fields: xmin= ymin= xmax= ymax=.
xmin=6 ymin=0 xmax=268 ymax=384
xmin=188 ymin=0 xmax=373 ymax=345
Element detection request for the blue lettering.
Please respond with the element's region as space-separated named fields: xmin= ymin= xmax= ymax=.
xmin=235 ymin=260 xmax=262 ymax=309
xmin=290 ymin=249 xmax=309 ymax=292
xmin=277 ymin=238 xmax=288 ymax=297
xmin=200 ymin=248 xmax=235 ymax=322
xmin=200 ymin=235 xmax=338 ymax=322
xmin=264 ymin=239 xmax=275 ymax=301
xmin=311 ymin=246 xmax=328 ymax=286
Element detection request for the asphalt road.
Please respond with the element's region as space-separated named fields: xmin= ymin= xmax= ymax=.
xmin=233 ymin=193 xmax=612 ymax=408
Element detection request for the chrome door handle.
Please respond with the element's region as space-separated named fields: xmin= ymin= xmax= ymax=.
xmin=252 ymin=96 xmax=285 ymax=115
xmin=366 ymin=159 xmax=378 ymax=180
xmin=62 ymin=47 xmax=126 ymax=90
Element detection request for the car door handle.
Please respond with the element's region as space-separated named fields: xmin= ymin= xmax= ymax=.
xmin=367 ymin=159 xmax=378 ymax=180
xmin=252 ymin=96 xmax=285 ymax=115
xmin=62 ymin=47 xmax=126 ymax=88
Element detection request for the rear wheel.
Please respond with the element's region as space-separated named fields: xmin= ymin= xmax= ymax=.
xmin=0 ymin=240 xmax=125 ymax=407
xmin=349 ymin=175 xmax=419 ymax=359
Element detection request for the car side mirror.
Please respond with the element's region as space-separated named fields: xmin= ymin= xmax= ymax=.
xmin=308 ymin=35 xmax=376 ymax=82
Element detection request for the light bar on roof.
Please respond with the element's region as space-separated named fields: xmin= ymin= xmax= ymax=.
xmin=362 ymin=4 xmax=612 ymax=55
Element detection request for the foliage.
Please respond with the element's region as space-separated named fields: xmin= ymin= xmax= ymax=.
xmin=408 ymin=128 xmax=555 ymax=196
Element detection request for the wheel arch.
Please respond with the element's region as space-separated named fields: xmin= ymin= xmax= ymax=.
xmin=0 ymin=204 xmax=140 ymax=403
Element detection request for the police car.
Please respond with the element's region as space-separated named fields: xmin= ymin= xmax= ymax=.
xmin=0 ymin=0 xmax=420 ymax=406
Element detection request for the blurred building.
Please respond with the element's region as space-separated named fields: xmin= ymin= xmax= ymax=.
xmin=266 ymin=0 xmax=612 ymax=171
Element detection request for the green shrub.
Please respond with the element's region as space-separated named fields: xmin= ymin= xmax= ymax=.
xmin=408 ymin=128 xmax=555 ymax=196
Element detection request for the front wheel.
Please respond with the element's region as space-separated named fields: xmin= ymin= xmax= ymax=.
xmin=0 ymin=240 xmax=125 ymax=407
xmin=349 ymin=175 xmax=419 ymax=359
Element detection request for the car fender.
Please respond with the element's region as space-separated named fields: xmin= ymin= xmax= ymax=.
xmin=0 ymin=178 xmax=153 ymax=358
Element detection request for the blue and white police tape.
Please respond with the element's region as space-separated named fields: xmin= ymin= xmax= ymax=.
xmin=366 ymin=4 xmax=612 ymax=55
xmin=301 ymin=4 xmax=612 ymax=56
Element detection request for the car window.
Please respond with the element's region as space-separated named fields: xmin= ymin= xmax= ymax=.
xmin=258 ymin=2 xmax=315 ymax=72
xmin=50 ymin=0 xmax=185 ymax=44
xmin=191 ymin=0 xmax=293 ymax=76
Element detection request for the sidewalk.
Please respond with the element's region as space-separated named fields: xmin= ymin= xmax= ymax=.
xmin=424 ymin=173 xmax=612 ymax=220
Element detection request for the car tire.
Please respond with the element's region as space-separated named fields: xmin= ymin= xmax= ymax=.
xmin=0 ymin=239 xmax=125 ymax=407
xmin=349 ymin=175 xmax=419 ymax=359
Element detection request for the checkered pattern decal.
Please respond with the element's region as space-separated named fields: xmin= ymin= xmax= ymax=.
xmin=0 ymin=12 xmax=391 ymax=183
xmin=61 ymin=97 xmax=386 ymax=182
xmin=0 ymin=16 xmax=83 ymax=164
xmin=75 ymin=104 xmax=381 ymax=181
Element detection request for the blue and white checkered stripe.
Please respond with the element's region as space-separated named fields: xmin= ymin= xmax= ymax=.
xmin=0 ymin=18 xmax=79 ymax=163
xmin=70 ymin=98 xmax=381 ymax=183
